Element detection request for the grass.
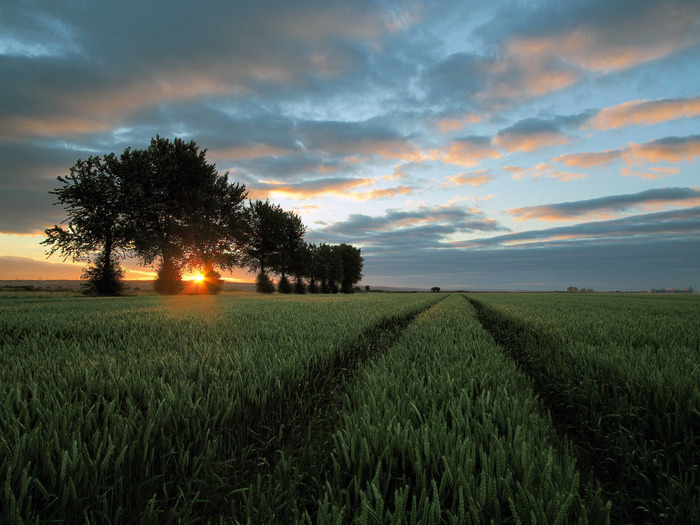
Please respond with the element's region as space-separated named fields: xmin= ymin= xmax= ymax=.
xmin=1 ymin=291 xmax=697 ymax=523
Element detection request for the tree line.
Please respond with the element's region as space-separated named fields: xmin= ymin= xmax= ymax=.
xmin=43 ymin=136 xmax=363 ymax=295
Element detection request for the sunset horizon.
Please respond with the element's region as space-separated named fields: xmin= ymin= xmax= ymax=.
xmin=1 ymin=0 xmax=698 ymax=291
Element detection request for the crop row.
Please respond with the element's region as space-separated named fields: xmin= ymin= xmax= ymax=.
xmin=273 ymin=295 xmax=609 ymax=523
xmin=468 ymin=293 xmax=700 ymax=523
xmin=0 ymin=293 xmax=440 ymax=523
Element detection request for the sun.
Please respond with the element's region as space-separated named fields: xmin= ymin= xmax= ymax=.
xmin=194 ymin=274 xmax=205 ymax=282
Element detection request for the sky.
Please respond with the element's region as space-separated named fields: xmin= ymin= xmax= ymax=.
xmin=0 ymin=0 xmax=699 ymax=291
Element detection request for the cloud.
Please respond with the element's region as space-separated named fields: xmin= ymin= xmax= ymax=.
xmin=348 ymin=186 xmax=413 ymax=201
xmin=494 ymin=119 xmax=569 ymax=152
xmin=469 ymin=0 xmax=700 ymax=104
xmin=553 ymin=149 xmax=623 ymax=168
xmin=453 ymin=206 xmax=700 ymax=249
xmin=589 ymin=96 xmax=700 ymax=130
xmin=309 ymin=204 xmax=507 ymax=250
xmin=621 ymin=166 xmax=680 ymax=180
xmin=439 ymin=169 xmax=495 ymax=188
xmin=551 ymin=134 xmax=700 ymax=176
xmin=442 ymin=136 xmax=502 ymax=167
xmin=502 ymin=2 xmax=700 ymax=74
xmin=506 ymin=162 xmax=587 ymax=182
xmin=247 ymin=177 xmax=373 ymax=200
xmin=435 ymin=114 xmax=481 ymax=133
xmin=506 ymin=187 xmax=700 ymax=222
xmin=363 ymin=236 xmax=699 ymax=291
xmin=0 ymin=256 xmax=84 ymax=280
xmin=624 ymin=135 xmax=700 ymax=164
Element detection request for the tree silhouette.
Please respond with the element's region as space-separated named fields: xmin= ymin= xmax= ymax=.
xmin=43 ymin=154 xmax=131 ymax=295
xmin=336 ymin=243 xmax=363 ymax=293
xmin=275 ymin=210 xmax=306 ymax=285
xmin=241 ymin=200 xmax=286 ymax=277
xmin=124 ymin=137 xmax=247 ymax=294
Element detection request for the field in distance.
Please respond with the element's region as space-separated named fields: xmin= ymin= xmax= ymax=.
xmin=1 ymin=292 xmax=697 ymax=523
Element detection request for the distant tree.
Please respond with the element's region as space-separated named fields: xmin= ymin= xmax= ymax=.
xmin=365 ymin=285 xmax=370 ymax=291
xmin=336 ymin=243 xmax=363 ymax=293
xmin=431 ymin=286 xmax=441 ymax=293
xmin=315 ymin=244 xmax=340 ymax=293
xmin=294 ymin=276 xmax=306 ymax=294
xmin=43 ymin=153 xmax=131 ymax=296
xmin=154 ymin=257 xmax=185 ymax=295
xmin=277 ymin=275 xmax=293 ymax=294
xmin=306 ymin=243 xmax=321 ymax=293
xmin=200 ymin=265 xmax=224 ymax=295
xmin=289 ymin=241 xmax=312 ymax=294
xmin=80 ymin=250 xmax=125 ymax=296
xmin=275 ymin=210 xmax=306 ymax=284
xmin=241 ymin=200 xmax=287 ymax=276
xmin=256 ymin=271 xmax=276 ymax=293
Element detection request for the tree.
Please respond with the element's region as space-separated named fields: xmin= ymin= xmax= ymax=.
xmin=241 ymin=200 xmax=287 ymax=276
xmin=80 ymin=250 xmax=125 ymax=296
xmin=256 ymin=272 xmax=276 ymax=293
xmin=336 ymin=243 xmax=363 ymax=293
xmin=431 ymin=287 xmax=441 ymax=293
xmin=154 ymin=257 xmax=185 ymax=295
xmin=315 ymin=243 xmax=340 ymax=293
xmin=289 ymin=241 xmax=312 ymax=294
xmin=277 ymin=275 xmax=293 ymax=294
xmin=275 ymin=210 xmax=306 ymax=283
xmin=200 ymin=266 xmax=224 ymax=295
xmin=306 ymin=243 xmax=321 ymax=293
xmin=43 ymin=154 xmax=131 ymax=296
xmin=124 ymin=136 xmax=247 ymax=293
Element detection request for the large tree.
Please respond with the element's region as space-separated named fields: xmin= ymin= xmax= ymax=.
xmin=125 ymin=136 xmax=247 ymax=292
xmin=43 ymin=154 xmax=130 ymax=295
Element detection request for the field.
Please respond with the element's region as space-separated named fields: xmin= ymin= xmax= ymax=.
xmin=1 ymin=292 xmax=698 ymax=523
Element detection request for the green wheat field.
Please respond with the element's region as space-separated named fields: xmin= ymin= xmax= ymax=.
xmin=1 ymin=292 xmax=698 ymax=523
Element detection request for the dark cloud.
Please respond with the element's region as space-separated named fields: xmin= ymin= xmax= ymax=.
xmin=456 ymin=207 xmax=700 ymax=248
xmin=420 ymin=52 xmax=489 ymax=106
xmin=363 ymin=237 xmax=699 ymax=291
xmin=308 ymin=204 xmax=507 ymax=250
xmin=507 ymin=187 xmax=700 ymax=221
xmin=495 ymin=118 xmax=569 ymax=152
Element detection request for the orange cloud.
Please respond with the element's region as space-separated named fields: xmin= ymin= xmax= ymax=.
xmin=590 ymin=96 xmax=700 ymax=130
xmin=624 ymin=136 xmax=700 ymax=164
xmin=0 ymin=116 xmax=113 ymax=139
xmin=621 ymin=166 xmax=679 ymax=180
xmin=506 ymin=187 xmax=700 ymax=222
xmin=507 ymin=4 xmax=698 ymax=74
xmin=506 ymin=163 xmax=586 ymax=182
xmin=443 ymin=139 xmax=502 ymax=167
xmin=494 ymin=132 xmax=568 ymax=153
xmin=248 ymin=177 xmax=412 ymax=201
xmin=347 ymin=186 xmax=413 ymax=201
xmin=435 ymin=114 xmax=481 ymax=133
xmin=71 ymin=72 xmax=232 ymax=117
xmin=439 ymin=169 xmax=494 ymax=188
xmin=548 ymin=170 xmax=588 ymax=182
xmin=487 ymin=51 xmax=579 ymax=99
xmin=248 ymin=177 xmax=373 ymax=200
xmin=553 ymin=149 xmax=622 ymax=168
